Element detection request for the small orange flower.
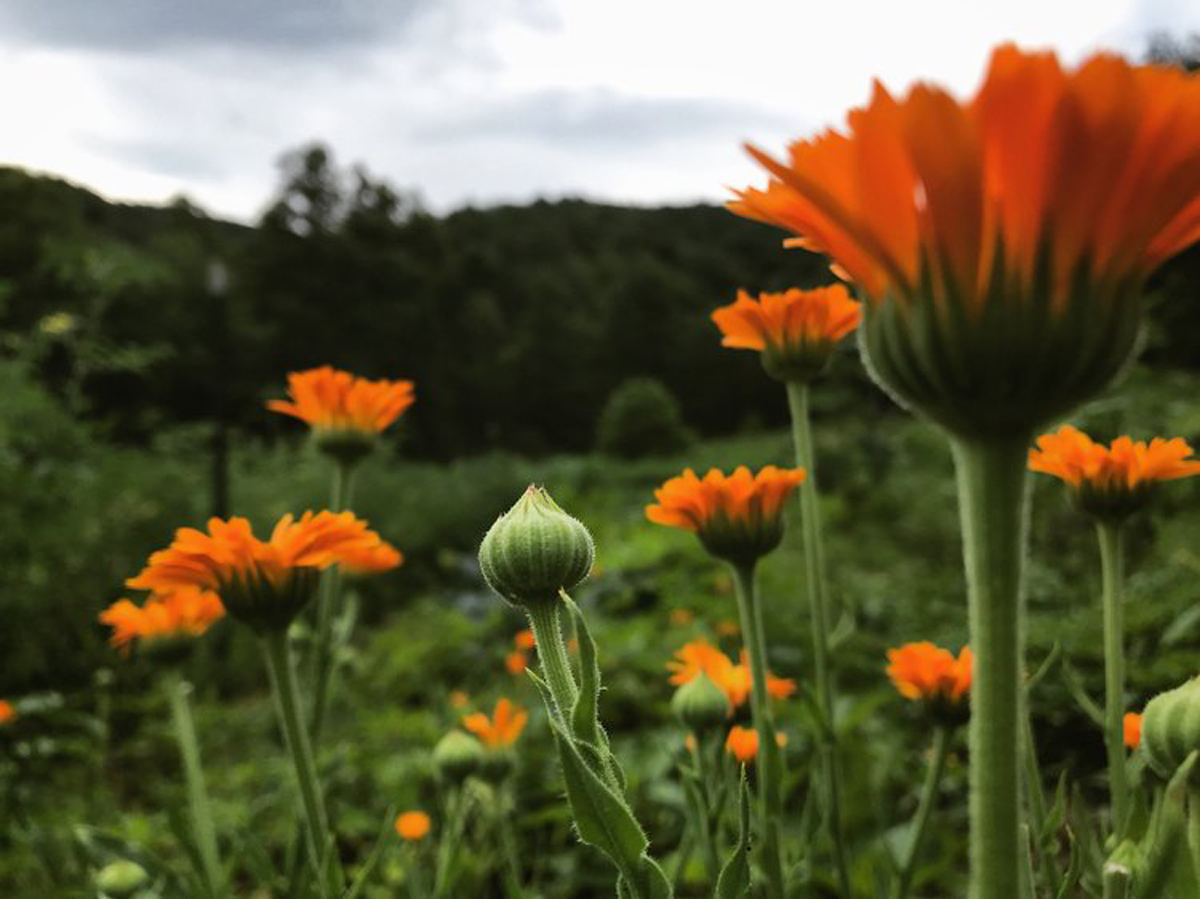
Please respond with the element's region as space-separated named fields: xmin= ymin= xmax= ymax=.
xmin=128 ymin=512 xmax=401 ymax=632
xmin=647 ymin=466 xmax=806 ymax=564
xmin=513 ymin=629 xmax=536 ymax=651
xmin=463 ymin=698 xmax=528 ymax=748
xmin=716 ymin=619 xmax=740 ymax=637
xmin=668 ymin=639 xmax=793 ymax=709
xmin=0 ymin=700 xmax=16 ymax=725
xmin=1029 ymin=425 xmax=1200 ymax=519
xmin=505 ymin=651 xmax=528 ymax=675
xmin=887 ymin=642 xmax=973 ymax=707
xmin=395 ymin=810 xmax=431 ymax=841
xmin=99 ymin=588 xmax=226 ymax=655
xmin=449 ymin=690 xmax=470 ymax=709
xmin=269 ymin=366 xmax=414 ymax=435
xmin=669 ymin=607 xmax=694 ymax=626
xmin=1124 ymin=712 xmax=1142 ymax=750
xmin=712 ymin=286 xmax=862 ymax=381
xmin=726 ymin=725 xmax=759 ymax=763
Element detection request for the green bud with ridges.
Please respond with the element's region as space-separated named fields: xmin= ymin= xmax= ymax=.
xmin=432 ymin=730 xmax=484 ymax=784
xmin=478 ymin=485 xmax=595 ymax=608
xmin=671 ymin=671 xmax=731 ymax=735
xmin=1141 ymin=677 xmax=1200 ymax=780
xmin=95 ymin=859 xmax=149 ymax=897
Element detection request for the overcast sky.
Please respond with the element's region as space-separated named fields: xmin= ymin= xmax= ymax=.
xmin=2 ymin=0 xmax=1198 ymax=223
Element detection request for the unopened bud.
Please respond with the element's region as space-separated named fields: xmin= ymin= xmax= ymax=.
xmin=671 ymin=671 xmax=731 ymax=735
xmin=432 ymin=731 xmax=484 ymax=783
xmin=1141 ymin=677 xmax=1200 ymax=779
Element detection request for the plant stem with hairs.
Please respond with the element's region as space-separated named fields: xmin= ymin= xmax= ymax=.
xmin=895 ymin=726 xmax=950 ymax=899
xmin=1098 ymin=521 xmax=1129 ymax=837
xmin=310 ymin=460 xmax=357 ymax=741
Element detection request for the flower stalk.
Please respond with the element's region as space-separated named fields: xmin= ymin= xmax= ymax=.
xmin=951 ymin=436 xmax=1029 ymax=899
xmin=262 ymin=631 xmax=340 ymax=894
xmin=895 ymin=725 xmax=950 ymax=899
xmin=730 ymin=562 xmax=785 ymax=898
xmin=524 ymin=598 xmax=578 ymax=721
xmin=165 ymin=672 xmax=223 ymax=898
xmin=1098 ymin=520 xmax=1129 ymax=837
xmin=785 ymin=380 xmax=851 ymax=894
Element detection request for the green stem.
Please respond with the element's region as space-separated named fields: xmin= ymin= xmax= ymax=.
xmin=1021 ymin=705 xmax=1060 ymax=888
xmin=434 ymin=787 xmax=469 ymax=898
xmin=1189 ymin=786 xmax=1200 ymax=884
xmin=730 ymin=562 xmax=786 ymax=899
xmin=951 ymin=436 xmax=1030 ymax=899
xmin=690 ymin=735 xmax=721 ymax=882
xmin=496 ymin=792 xmax=525 ymax=899
xmin=310 ymin=461 xmax=357 ymax=741
xmin=1098 ymin=521 xmax=1129 ymax=838
xmin=895 ymin=726 xmax=950 ymax=899
xmin=262 ymin=631 xmax=340 ymax=894
xmin=524 ymin=599 xmax=578 ymax=722
xmin=786 ymin=380 xmax=852 ymax=895
xmin=165 ymin=672 xmax=223 ymax=898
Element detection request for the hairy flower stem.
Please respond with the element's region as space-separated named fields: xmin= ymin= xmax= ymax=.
xmin=309 ymin=461 xmax=357 ymax=741
xmin=434 ymin=787 xmax=468 ymax=899
xmin=1098 ymin=521 xmax=1129 ymax=837
xmin=263 ymin=631 xmax=340 ymax=895
xmin=895 ymin=725 xmax=950 ymax=899
xmin=688 ymin=734 xmax=721 ymax=882
xmin=951 ymin=436 xmax=1029 ymax=899
xmin=165 ymin=673 xmax=224 ymax=898
xmin=525 ymin=599 xmax=578 ymax=722
xmin=785 ymin=381 xmax=851 ymax=894
xmin=496 ymin=794 xmax=525 ymax=899
xmin=731 ymin=562 xmax=786 ymax=899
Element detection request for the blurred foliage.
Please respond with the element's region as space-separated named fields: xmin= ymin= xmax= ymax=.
xmin=595 ymin=376 xmax=692 ymax=459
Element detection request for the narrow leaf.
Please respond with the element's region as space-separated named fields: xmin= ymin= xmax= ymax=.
xmin=716 ymin=773 xmax=752 ymax=899
xmin=564 ymin=593 xmax=602 ymax=748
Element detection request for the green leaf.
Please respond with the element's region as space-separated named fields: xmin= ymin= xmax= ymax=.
xmin=342 ymin=805 xmax=395 ymax=899
xmin=564 ymin=593 xmax=602 ymax=748
xmin=1053 ymin=827 xmax=1081 ymax=899
xmin=716 ymin=773 xmax=751 ymax=899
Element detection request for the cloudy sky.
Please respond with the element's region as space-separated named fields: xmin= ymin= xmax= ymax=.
xmin=2 ymin=0 xmax=1198 ymax=223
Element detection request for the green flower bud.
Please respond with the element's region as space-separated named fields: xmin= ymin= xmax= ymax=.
xmin=478 ymin=485 xmax=595 ymax=607
xmin=433 ymin=731 xmax=484 ymax=783
xmin=313 ymin=428 xmax=376 ymax=468
xmin=671 ymin=671 xmax=731 ymax=735
xmin=478 ymin=747 xmax=516 ymax=783
xmin=1141 ymin=677 xmax=1200 ymax=779
xmin=95 ymin=859 xmax=149 ymax=898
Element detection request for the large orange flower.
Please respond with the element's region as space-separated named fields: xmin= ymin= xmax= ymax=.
xmin=732 ymin=45 xmax=1200 ymax=437
xmin=128 ymin=512 xmax=401 ymax=632
xmin=269 ymin=366 xmax=414 ymax=434
xmin=887 ymin=642 xmax=973 ymax=714
xmin=647 ymin=466 xmax=806 ymax=564
xmin=462 ymin=698 xmax=528 ymax=748
xmin=100 ymin=588 xmax=226 ymax=655
xmin=667 ymin=639 xmax=795 ymax=708
xmin=712 ymin=286 xmax=862 ymax=382
xmin=1030 ymin=424 xmax=1200 ymax=519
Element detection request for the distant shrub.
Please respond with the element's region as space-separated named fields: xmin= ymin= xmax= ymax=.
xmin=595 ymin=377 xmax=692 ymax=459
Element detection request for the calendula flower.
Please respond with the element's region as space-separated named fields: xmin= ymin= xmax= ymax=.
xmin=99 ymin=588 xmax=226 ymax=655
xmin=667 ymin=639 xmax=794 ymax=708
xmin=514 ymin=628 xmax=536 ymax=651
xmin=128 ymin=512 xmax=401 ymax=633
xmin=726 ymin=725 xmax=759 ymax=763
xmin=463 ymin=698 xmax=528 ymax=748
xmin=0 ymin=701 xmax=16 ymax=725
xmin=268 ymin=366 xmax=415 ymax=464
xmin=395 ymin=810 xmax=431 ymax=841
xmin=732 ymin=45 xmax=1200 ymax=437
xmin=712 ymin=285 xmax=862 ymax=382
xmin=505 ymin=651 xmax=528 ymax=675
xmin=1029 ymin=425 xmax=1200 ymax=520
xmin=647 ymin=466 xmax=806 ymax=564
xmin=1124 ymin=712 xmax=1142 ymax=750
xmin=887 ymin=642 xmax=973 ymax=724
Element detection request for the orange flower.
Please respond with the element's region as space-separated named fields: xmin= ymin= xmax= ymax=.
xmin=1030 ymin=425 xmax=1200 ymax=519
xmin=1124 ymin=712 xmax=1142 ymax=750
xmin=669 ymin=607 xmax=694 ymax=626
xmin=712 ymin=286 xmax=862 ymax=381
xmin=395 ymin=810 xmax=431 ymax=841
xmin=732 ymin=45 xmax=1200 ymax=437
xmin=505 ymin=651 xmax=528 ymax=675
xmin=716 ymin=619 xmax=740 ymax=637
xmin=99 ymin=588 xmax=226 ymax=655
xmin=462 ymin=698 xmax=528 ymax=748
xmin=726 ymin=725 xmax=759 ymax=763
xmin=449 ymin=690 xmax=470 ymax=709
xmin=887 ymin=642 xmax=973 ymax=709
xmin=269 ymin=366 xmax=414 ymax=435
xmin=647 ymin=466 xmax=806 ymax=563
xmin=667 ymin=639 xmax=794 ymax=708
xmin=0 ymin=700 xmax=16 ymax=725
xmin=128 ymin=512 xmax=401 ymax=632
xmin=514 ymin=629 xmax=536 ymax=651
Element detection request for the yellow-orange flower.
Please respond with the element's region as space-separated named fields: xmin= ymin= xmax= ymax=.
xmin=462 ymin=698 xmax=528 ymax=748
xmin=128 ymin=512 xmax=401 ymax=633
xmin=669 ymin=607 xmax=694 ymax=626
xmin=449 ymin=690 xmax=470 ymax=709
xmin=269 ymin=366 xmax=414 ymax=435
xmin=1124 ymin=712 xmax=1142 ymax=750
xmin=732 ymin=45 xmax=1200 ymax=437
xmin=712 ymin=286 xmax=862 ymax=381
xmin=647 ymin=466 xmax=806 ymax=564
xmin=99 ymin=588 xmax=226 ymax=655
xmin=514 ymin=629 xmax=536 ymax=651
xmin=0 ymin=700 xmax=16 ymax=725
xmin=395 ymin=810 xmax=431 ymax=841
xmin=726 ymin=725 xmax=759 ymax=763
xmin=505 ymin=651 xmax=528 ymax=675
xmin=1029 ymin=425 xmax=1200 ymax=519
xmin=667 ymin=639 xmax=794 ymax=708
xmin=887 ymin=643 xmax=973 ymax=716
